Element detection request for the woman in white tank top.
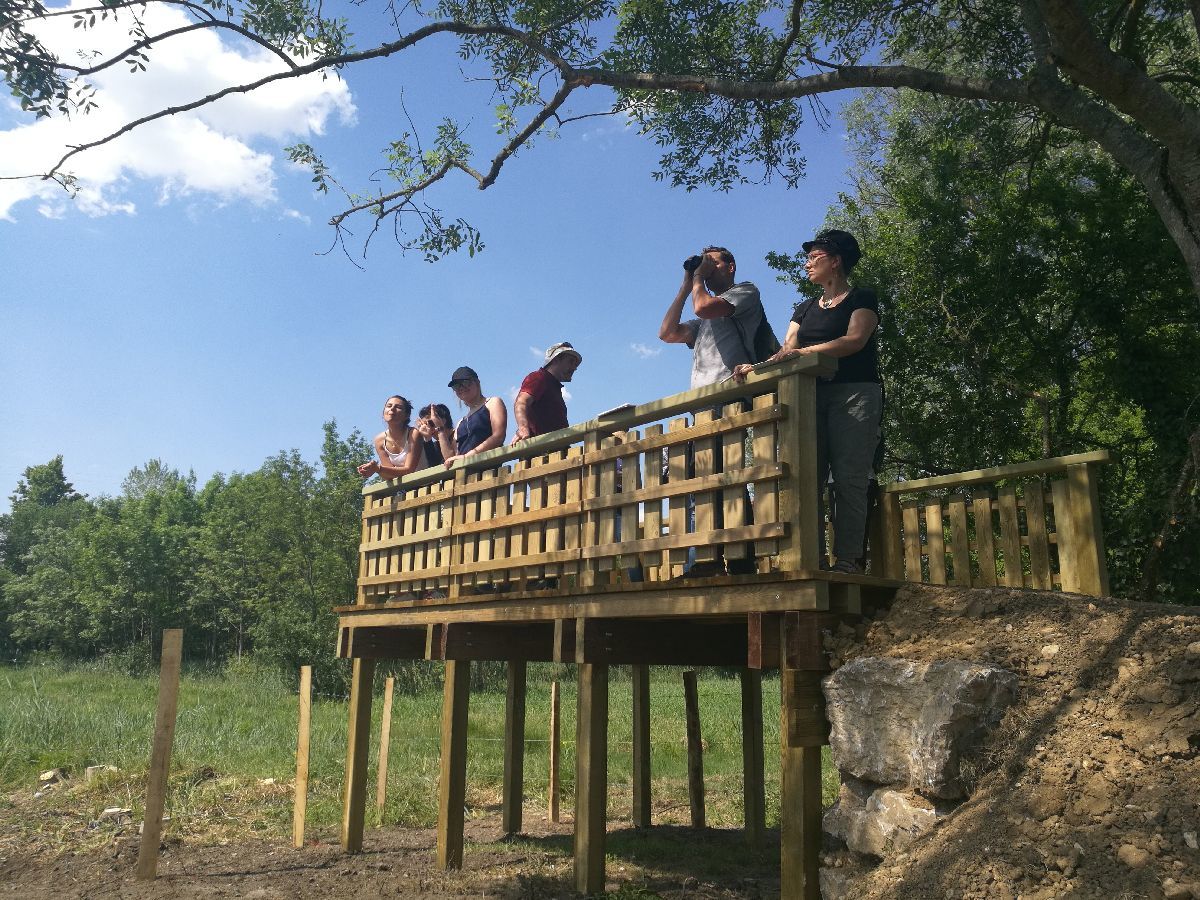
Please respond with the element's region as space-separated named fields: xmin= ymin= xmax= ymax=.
xmin=357 ymin=395 xmax=425 ymax=481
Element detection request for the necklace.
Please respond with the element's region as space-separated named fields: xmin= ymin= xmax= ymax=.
xmin=383 ymin=429 xmax=405 ymax=451
xmin=819 ymin=287 xmax=849 ymax=310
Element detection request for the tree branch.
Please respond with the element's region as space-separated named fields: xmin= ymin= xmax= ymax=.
xmin=767 ymin=0 xmax=805 ymax=80
xmin=35 ymin=19 xmax=572 ymax=182
xmin=14 ymin=0 xmax=217 ymax=24
xmin=1035 ymin=0 xmax=1200 ymax=148
xmin=567 ymin=64 xmax=1029 ymax=105
xmin=51 ymin=19 xmax=299 ymax=76
xmin=1117 ymin=0 xmax=1148 ymax=65
xmin=479 ymin=79 xmax=573 ymax=189
xmin=329 ymin=78 xmax=573 ymax=232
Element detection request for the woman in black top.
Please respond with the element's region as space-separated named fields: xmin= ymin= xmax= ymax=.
xmin=735 ymin=229 xmax=882 ymax=573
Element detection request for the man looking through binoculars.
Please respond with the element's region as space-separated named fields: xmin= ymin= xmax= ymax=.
xmin=658 ymin=246 xmax=765 ymax=389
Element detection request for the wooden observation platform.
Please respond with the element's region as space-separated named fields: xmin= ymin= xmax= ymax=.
xmin=333 ymin=356 xmax=1111 ymax=898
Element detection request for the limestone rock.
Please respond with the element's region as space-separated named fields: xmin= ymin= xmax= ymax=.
xmin=823 ymin=776 xmax=956 ymax=857
xmin=824 ymin=657 xmax=1018 ymax=799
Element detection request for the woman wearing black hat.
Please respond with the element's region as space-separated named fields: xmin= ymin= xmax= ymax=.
xmin=735 ymin=229 xmax=882 ymax=574
xmin=433 ymin=366 xmax=509 ymax=469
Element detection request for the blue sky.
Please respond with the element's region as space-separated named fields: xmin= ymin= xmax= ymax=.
xmin=0 ymin=4 xmax=857 ymax=510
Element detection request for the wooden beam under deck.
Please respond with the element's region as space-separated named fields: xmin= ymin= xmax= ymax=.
xmin=336 ymin=572 xmax=898 ymax=635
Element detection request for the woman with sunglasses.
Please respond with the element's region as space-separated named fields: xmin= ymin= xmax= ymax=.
xmin=433 ymin=366 xmax=509 ymax=469
xmin=734 ymin=229 xmax=881 ymax=574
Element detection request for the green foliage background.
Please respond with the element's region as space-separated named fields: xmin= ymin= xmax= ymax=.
xmin=0 ymin=422 xmax=371 ymax=694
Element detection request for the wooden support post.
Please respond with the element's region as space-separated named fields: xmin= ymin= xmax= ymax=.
xmin=437 ymin=660 xmax=471 ymax=870
xmin=779 ymin=655 xmax=828 ymax=900
xmin=136 ymin=628 xmax=183 ymax=880
xmin=548 ymin=679 xmax=561 ymax=824
xmin=341 ymin=657 xmax=375 ymax=853
xmin=502 ymin=660 xmax=527 ymax=835
xmin=574 ymin=662 xmax=609 ymax=895
xmin=740 ymin=668 xmax=765 ymax=846
xmin=375 ymin=675 xmax=395 ymax=820
xmin=683 ymin=670 xmax=705 ymax=829
xmin=780 ymin=737 xmax=823 ymax=900
xmin=293 ymin=665 xmax=312 ymax=849
xmin=631 ymin=664 xmax=652 ymax=829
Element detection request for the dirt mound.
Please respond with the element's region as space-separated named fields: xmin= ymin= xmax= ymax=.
xmin=823 ymin=584 xmax=1200 ymax=899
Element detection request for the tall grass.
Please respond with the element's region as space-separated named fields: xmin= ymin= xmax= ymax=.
xmin=0 ymin=661 xmax=837 ymax=844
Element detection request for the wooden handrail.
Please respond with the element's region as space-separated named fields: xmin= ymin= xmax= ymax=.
xmin=362 ymin=353 xmax=836 ymax=497
xmin=881 ymin=450 xmax=1112 ymax=495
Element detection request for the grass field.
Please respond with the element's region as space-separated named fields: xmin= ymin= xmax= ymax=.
xmin=0 ymin=660 xmax=837 ymax=848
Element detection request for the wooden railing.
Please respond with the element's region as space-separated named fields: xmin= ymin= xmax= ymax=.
xmin=875 ymin=450 xmax=1112 ymax=596
xmin=357 ymin=358 xmax=1115 ymax=603
xmin=356 ymin=356 xmax=834 ymax=604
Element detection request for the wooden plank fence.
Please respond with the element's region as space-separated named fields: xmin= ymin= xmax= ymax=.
xmin=878 ymin=450 xmax=1111 ymax=596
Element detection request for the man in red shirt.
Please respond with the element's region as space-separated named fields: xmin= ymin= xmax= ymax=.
xmin=512 ymin=342 xmax=583 ymax=443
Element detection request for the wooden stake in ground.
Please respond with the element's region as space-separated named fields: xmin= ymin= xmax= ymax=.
xmin=548 ymin=679 xmax=560 ymax=823
xmin=293 ymin=665 xmax=313 ymax=849
xmin=376 ymin=675 xmax=396 ymax=820
xmin=501 ymin=661 xmax=527 ymax=835
xmin=631 ymin=664 xmax=652 ymax=828
xmin=136 ymin=628 xmax=183 ymax=880
xmin=683 ymin=670 xmax=705 ymax=829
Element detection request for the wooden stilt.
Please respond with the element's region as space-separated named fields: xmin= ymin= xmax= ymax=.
xmin=548 ymin=679 xmax=561 ymax=823
xmin=375 ymin=675 xmax=395 ymax=820
xmin=293 ymin=665 xmax=312 ymax=849
xmin=437 ymin=659 xmax=471 ymax=870
xmin=740 ymin=668 xmax=765 ymax=846
xmin=574 ymin=662 xmax=609 ymax=895
xmin=779 ymin=668 xmax=827 ymax=900
xmin=340 ymin=657 xmax=375 ymax=853
xmin=631 ymin=663 xmax=652 ymax=828
xmin=136 ymin=628 xmax=183 ymax=880
xmin=502 ymin=660 xmax=527 ymax=835
xmin=683 ymin=670 xmax=705 ymax=829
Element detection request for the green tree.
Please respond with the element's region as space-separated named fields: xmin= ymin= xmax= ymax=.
xmin=0 ymin=456 xmax=88 ymax=575
xmin=0 ymin=457 xmax=90 ymax=654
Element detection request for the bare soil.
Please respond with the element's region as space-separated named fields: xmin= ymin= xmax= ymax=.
xmin=2 ymin=583 xmax=1198 ymax=899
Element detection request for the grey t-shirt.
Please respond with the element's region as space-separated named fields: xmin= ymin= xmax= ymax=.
xmin=684 ymin=281 xmax=763 ymax=389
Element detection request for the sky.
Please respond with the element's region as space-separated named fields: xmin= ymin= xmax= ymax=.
xmin=0 ymin=3 xmax=859 ymax=511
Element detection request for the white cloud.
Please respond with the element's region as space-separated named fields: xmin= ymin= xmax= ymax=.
xmin=630 ymin=342 xmax=662 ymax=359
xmin=529 ymin=345 xmax=545 ymax=360
xmin=562 ymin=388 xmax=572 ymax=401
xmin=0 ymin=1 xmax=356 ymax=220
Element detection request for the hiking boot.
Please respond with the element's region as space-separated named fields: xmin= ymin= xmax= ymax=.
xmin=831 ymin=559 xmax=864 ymax=575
